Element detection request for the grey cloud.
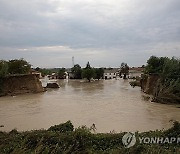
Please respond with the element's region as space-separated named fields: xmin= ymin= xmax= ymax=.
xmin=0 ymin=0 xmax=180 ymax=67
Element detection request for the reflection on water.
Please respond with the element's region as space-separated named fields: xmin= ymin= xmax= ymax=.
xmin=0 ymin=79 xmax=180 ymax=133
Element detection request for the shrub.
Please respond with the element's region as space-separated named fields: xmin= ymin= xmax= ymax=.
xmin=48 ymin=120 xmax=74 ymax=133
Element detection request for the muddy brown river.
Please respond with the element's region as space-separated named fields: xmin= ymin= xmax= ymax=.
xmin=0 ymin=79 xmax=180 ymax=133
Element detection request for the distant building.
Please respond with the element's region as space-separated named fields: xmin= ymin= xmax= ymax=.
xmin=66 ymin=68 xmax=74 ymax=79
xmin=30 ymin=69 xmax=42 ymax=78
xmin=64 ymin=71 xmax=69 ymax=79
xmin=104 ymin=68 xmax=119 ymax=79
xmin=48 ymin=73 xmax=58 ymax=79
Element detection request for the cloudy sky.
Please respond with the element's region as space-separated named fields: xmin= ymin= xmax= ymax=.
xmin=0 ymin=0 xmax=180 ymax=68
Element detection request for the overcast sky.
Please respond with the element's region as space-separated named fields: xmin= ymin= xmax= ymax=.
xmin=0 ymin=0 xmax=180 ymax=68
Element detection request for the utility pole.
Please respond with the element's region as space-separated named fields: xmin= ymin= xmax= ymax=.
xmin=72 ymin=56 xmax=75 ymax=67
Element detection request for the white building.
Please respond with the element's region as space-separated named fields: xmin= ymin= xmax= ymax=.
xmin=30 ymin=69 xmax=42 ymax=78
xmin=104 ymin=69 xmax=119 ymax=79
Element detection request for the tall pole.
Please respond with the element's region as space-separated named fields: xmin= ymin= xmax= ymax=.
xmin=72 ymin=56 xmax=74 ymax=67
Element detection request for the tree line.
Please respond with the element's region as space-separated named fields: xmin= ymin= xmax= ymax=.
xmin=0 ymin=58 xmax=130 ymax=82
xmin=62 ymin=62 xmax=104 ymax=82
xmin=0 ymin=59 xmax=107 ymax=81
xmin=37 ymin=62 xmax=130 ymax=81
xmin=35 ymin=62 xmax=104 ymax=81
xmin=145 ymin=56 xmax=180 ymax=79
xmin=0 ymin=59 xmax=31 ymax=77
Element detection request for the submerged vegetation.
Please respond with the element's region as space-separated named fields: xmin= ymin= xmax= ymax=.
xmin=0 ymin=121 xmax=179 ymax=154
xmin=36 ymin=61 xmax=104 ymax=81
xmin=120 ymin=62 xmax=129 ymax=79
xmin=72 ymin=62 xmax=104 ymax=81
xmin=82 ymin=62 xmax=96 ymax=82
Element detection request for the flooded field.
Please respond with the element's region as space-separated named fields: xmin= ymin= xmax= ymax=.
xmin=0 ymin=79 xmax=180 ymax=133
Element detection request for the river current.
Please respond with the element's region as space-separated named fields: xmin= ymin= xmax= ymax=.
xmin=0 ymin=79 xmax=179 ymax=133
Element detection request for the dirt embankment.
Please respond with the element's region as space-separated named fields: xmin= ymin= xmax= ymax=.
xmin=141 ymin=74 xmax=159 ymax=95
xmin=141 ymin=75 xmax=180 ymax=104
xmin=0 ymin=74 xmax=45 ymax=96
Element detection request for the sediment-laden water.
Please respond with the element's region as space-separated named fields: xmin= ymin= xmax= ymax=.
xmin=0 ymin=79 xmax=179 ymax=133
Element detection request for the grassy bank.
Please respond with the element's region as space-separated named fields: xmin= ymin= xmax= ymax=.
xmin=0 ymin=121 xmax=179 ymax=154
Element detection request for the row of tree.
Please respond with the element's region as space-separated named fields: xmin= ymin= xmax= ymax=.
xmin=67 ymin=62 xmax=104 ymax=82
xmin=145 ymin=56 xmax=180 ymax=80
xmin=120 ymin=62 xmax=129 ymax=79
xmin=36 ymin=62 xmax=130 ymax=81
xmin=71 ymin=62 xmax=130 ymax=81
xmin=0 ymin=59 xmax=31 ymax=77
xmin=0 ymin=58 xmax=130 ymax=81
xmin=35 ymin=62 xmax=104 ymax=81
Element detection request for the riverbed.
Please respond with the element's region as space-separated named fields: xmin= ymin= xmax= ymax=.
xmin=0 ymin=79 xmax=179 ymax=133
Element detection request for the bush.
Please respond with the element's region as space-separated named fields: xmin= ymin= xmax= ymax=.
xmin=0 ymin=60 xmax=9 ymax=77
xmin=48 ymin=120 xmax=74 ymax=133
xmin=0 ymin=121 xmax=179 ymax=153
xmin=8 ymin=59 xmax=31 ymax=74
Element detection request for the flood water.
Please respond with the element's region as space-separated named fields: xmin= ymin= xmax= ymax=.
xmin=0 ymin=79 xmax=180 ymax=133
